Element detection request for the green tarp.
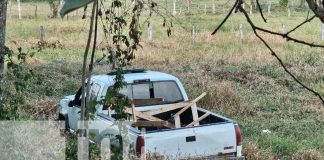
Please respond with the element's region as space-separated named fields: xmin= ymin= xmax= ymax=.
xmin=60 ymin=0 xmax=94 ymax=17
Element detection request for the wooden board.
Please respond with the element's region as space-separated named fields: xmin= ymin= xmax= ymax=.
xmin=125 ymin=108 xmax=175 ymax=128
xmin=186 ymin=112 xmax=211 ymax=127
xmin=131 ymin=99 xmax=137 ymax=122
xmin=132 ymin=121 xmax=168 ymax=127
xmin=173 ymin=92 xmax=206 ymax=128
xmin=129 ymin=98 xmax=164 ymax=106
xmin=144 ymin=101 xmax=191 ymax=116
xmin=191 ymin=104 xmax=199 ymax=126
xmin=173 ymin=92 xmax=206 ymax=117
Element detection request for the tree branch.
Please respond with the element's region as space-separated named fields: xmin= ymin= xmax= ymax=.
xmin=237 ymin=5 xmax=324 ymax=105
xmin=306 ymin=0 xmax=324 ymax=23
xmin=211 ymin=0 xmax=239 ymax=35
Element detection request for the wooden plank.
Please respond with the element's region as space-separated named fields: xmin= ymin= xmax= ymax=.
xmin=186 ymin=112 xmax=211 ymax=127
xmin=132 ymin=121 xmax=168 ymax=127
xmin=131 ymin=99 xmax=137 ymax=122
xmin=191 ymin=104 xmax=199 ymax=126
xmin=125 ymin=108 xmax=175 ymax=128
xmin=174 ymin=115 xmax=181 ymax=128
xmin=129 ymin=98 xmax=164 ymax=106
xmin=173 ymin=92 xmax=206 ymax=117
xmin=144 ymin=101 xmax=190 ymax=116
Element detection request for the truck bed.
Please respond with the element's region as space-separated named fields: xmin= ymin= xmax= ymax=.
xmin=136 ymin=107 xmax=229 ymax=132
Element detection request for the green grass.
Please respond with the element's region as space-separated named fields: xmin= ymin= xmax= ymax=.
xmin=4 ymin=0 xmax=324 ymax=159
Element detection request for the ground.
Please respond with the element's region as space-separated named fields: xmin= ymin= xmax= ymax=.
xmin=4 ymin=0 xmax=324 ymax=159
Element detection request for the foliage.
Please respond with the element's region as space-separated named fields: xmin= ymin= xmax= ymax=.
xmin=0 ymin=46 xmax=33 ymax=120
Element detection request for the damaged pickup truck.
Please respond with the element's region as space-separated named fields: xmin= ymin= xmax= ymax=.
xmin=59 ymin=69 xmax=244 ymax=159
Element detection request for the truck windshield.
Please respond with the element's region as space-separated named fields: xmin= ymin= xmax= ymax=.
xmin=119 ymin=81 xmax=183 ymax=106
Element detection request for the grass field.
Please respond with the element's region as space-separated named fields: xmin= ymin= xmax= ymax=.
xmin=4 ymin=0 xmax=324 ymax=159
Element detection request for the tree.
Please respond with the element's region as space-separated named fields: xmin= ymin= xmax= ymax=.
xmin=0 ymin=0 xmax=7 ymax=78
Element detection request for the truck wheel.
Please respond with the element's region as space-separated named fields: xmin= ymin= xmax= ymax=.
xmin=58 ymin=114 xmax=70 ymax=131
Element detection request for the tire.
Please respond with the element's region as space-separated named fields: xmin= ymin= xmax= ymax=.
xmin=58 ymin=114 xmax=70 ymax=131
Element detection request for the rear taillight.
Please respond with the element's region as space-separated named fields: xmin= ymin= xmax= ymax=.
xmin=136 ymin=135 xmax=145 ymax=156
xmin=234 ymin=124 xmax=242 ymax=146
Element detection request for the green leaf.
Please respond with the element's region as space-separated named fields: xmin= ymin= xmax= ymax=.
xmin=60 ymin=0 xmax=94 ymax=17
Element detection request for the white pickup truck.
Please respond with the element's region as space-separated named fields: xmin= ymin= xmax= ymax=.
xmin=59 ymin=69 xmax=244 ymax=159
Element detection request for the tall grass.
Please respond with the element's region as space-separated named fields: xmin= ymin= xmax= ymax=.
xmin=5 ymin=0 xmax=324 ymax=159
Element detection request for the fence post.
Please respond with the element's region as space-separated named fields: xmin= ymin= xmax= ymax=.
xmin=268 ymin=0 xmax=272 ymax=16
xmin=187 ymin=0 xmax=190 ymax=14
xmin=212 ymin=0 xmax=215 ymax=14
xmin=17 ymin=0 xmax=21 ymax=19
xmin=40 ymin=25 xmax=45 ymax=43
xmin=172 ymin=0 xmax=176 ymax=16
xmin=204 ymin=4 xmax=207 ymax=15
xmin=192 ymin=25 xmax=196 ymax=44
xmin=35 ymin=5 xmax=37 ymax=18
xmin=250 ymin=4 xmax=253 ymax=15
xmin=239 ymin=23 xmax=243 ymax=42
xmin=287 ymin=6 xmax=291 ymax=17
xmin=148 ymin=23 xmax=153 ymax=41
xmin=281 ymin=24 xmax=286 ymax=34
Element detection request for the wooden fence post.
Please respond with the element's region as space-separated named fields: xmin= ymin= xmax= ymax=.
xmin=281 ymin=24 xmax=286 ymax=34
xmin=268 ymin=0 xmax=272 ymax=16
xmin=17 ymin=0 xmax=21 ymax=19
xmin=204 ymin=4 xmax=207 ymax=15
xmin=148 ymin=23 xmax=153 ymax=41
xmin=35 ymin=5 xmax=37 ymax=18
xmin=212 ymin=0 xmax=215 ymax=14
xmin=186 ymin=0 xmax=191 ymax=14
xmin=287 ymin=6 xmax=291 ymax=17
xmin=192 ymin=25 xmax=196 ymax=44
xmin=40 ymin=25 xmax=45 ymax=43
xmin=250 ymin=4 xmax=253 ymax=15
xmin=239 ymin=23 xmax=243 ymax=42
xmin=172 ymin=0 xmax=176 ymax=16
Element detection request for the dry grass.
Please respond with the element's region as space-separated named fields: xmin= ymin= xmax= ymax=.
xmin=243 ymin=142 xmax=276 ymax=160
xmin=292 ymin=149 xmax=324 ymax=160
xmin=5 ymin=1 xmax=324 ymax=159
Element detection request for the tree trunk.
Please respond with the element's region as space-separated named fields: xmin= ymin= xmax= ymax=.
xmin=0 ymin=0 xmax=7 ymax=78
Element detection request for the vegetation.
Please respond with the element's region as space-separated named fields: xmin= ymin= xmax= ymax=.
xmin=2 ymin=0 xmax=324 ymax=159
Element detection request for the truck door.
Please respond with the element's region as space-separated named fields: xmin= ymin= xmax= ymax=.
xmin=69 ymin=82 xmax=102 ymax=131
